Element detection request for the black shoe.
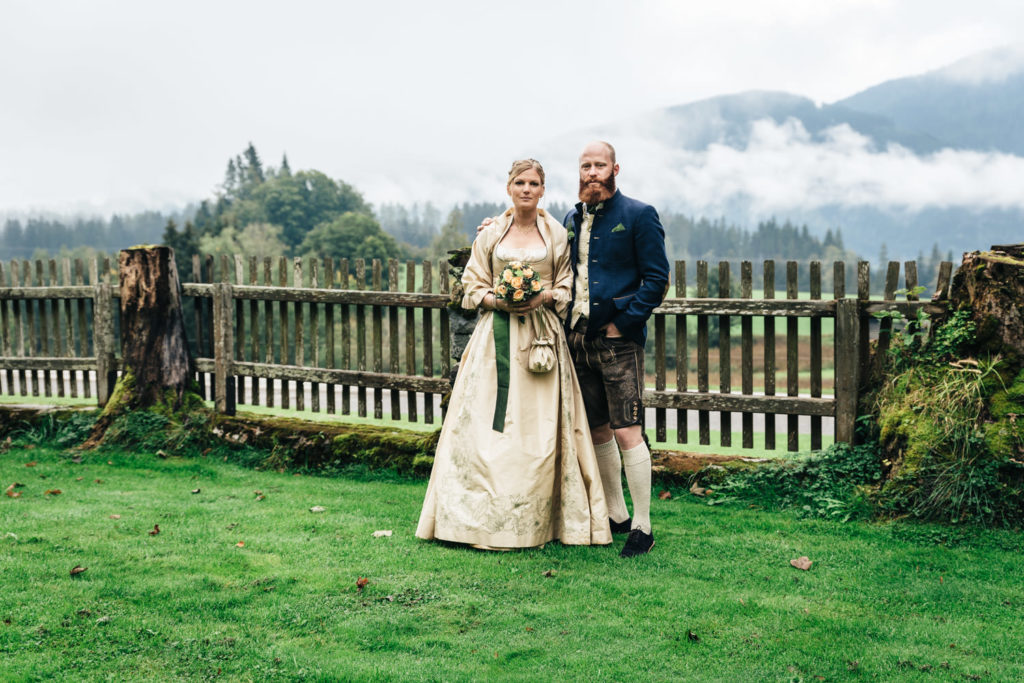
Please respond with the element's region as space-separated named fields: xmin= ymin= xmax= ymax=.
xmin=609 ymin=517 xmax=632 ymax=535
xmin=619 ymin=528 xmax=654 ymax=558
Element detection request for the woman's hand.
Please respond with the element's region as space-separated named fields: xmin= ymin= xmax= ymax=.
xmin=508 ymin=291 xmax=550 ymax=315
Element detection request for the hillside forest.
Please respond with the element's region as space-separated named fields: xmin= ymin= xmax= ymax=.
xmin=0 ymin=144 xmax=953 ymax=290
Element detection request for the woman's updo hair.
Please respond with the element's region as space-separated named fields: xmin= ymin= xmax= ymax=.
xmin=506 ymin=158 xmax=545 ymax=188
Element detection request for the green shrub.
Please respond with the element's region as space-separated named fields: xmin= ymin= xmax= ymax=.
xmin=871 ymin=308 xmax=1024 ymax=526
xmin=713 ymin=442 xmax=882 ymax=521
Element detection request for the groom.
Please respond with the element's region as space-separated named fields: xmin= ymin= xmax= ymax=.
xmin=564 ymin=141 xmax=669 ymax=557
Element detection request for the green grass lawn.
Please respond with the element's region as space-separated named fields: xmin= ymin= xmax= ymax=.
xmin=2 ymin=444 xmax=1022 ymax=681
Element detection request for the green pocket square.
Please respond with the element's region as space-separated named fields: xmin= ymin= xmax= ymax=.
xmin=611 ymin=223 xmax=627 ymax=233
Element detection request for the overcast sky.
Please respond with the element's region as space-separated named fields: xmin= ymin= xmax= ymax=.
xmin=1 ymin=0 xmax=1022 ymax=217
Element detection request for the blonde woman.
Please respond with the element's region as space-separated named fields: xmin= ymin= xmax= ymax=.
xmin=416 ymin=159 xmax=611 ymax=549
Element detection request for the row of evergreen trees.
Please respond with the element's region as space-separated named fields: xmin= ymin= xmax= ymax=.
xmin=2 ymin=143 xmax=953 ymax=292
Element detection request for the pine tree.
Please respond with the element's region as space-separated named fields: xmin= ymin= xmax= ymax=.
xmin=244 ymin=142 xmax=265 ymax=184
xmin=280 ymin=153 xmax=291 ymax=177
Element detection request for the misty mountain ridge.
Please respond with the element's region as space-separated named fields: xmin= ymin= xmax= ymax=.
xmin=540 ymin=44 xmax=1024 ymax=260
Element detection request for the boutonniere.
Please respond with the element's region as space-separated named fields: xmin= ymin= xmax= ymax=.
xmin=567 ymin=230 xmax=575 ymax=241
xmin=565 ymin=222 xmax=575 ymax=241
xmin=611 ymin=223 xmax=627 ymax=233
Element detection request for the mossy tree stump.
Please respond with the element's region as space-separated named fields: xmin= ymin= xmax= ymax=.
xmin=944 ymin=243 xmax=1024 ymax=370
xmin=84 ymin=246 xmax=202 ymax=446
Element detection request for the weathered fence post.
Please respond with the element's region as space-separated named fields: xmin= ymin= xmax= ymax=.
xmin=93 ymin=282 xmax=115 ymax=407
xmin=834 ymin=297 xmax=860 ymax=444
xmin=213 ymin=281 xmax=236 ymax=415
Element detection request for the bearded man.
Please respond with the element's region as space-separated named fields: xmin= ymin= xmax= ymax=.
xmin=563 ymin=140 xmax=669 ymax=557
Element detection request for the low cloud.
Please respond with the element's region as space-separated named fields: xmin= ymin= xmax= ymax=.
xmin=605 ymin=118 xmax=1024 ymax=215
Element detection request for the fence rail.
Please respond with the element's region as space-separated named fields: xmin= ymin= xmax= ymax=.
xmin=1 ymin=254 xmax=953 ymax=454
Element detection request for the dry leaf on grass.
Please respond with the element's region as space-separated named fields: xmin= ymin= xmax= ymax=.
xmin=109 ymin=514 xmax=121 ymax=520
xmin=148 ymin=524 xmax=160 ymax=536
xmin=70 ymin=565 xmax=87 ymax=576
xmin=309 ymin=506 xmax=326 ymax=513
xmin=657 ymin=490 xmax=672 ymax=500
xmin=24 ymin=461 xmax=36 ymax=467
xmin=790 ymin=556 xmax=812 ymax=571
xmin=356 ymin=577 xmax=369 ymax=593
xmin=689 ymin=483 xmax=707 ymax=497
xmin=45 ymin=489 xmax=62 ymax=496
xmin=191 ymin=488 xmax=201 ymax=494
xmin=542 ymin=569 xmax=557 ymax=578
xmin=235 ymin=542 xmax=245 ymax=547
xmin=687 ymin=630 xmax=700 ymax=642
xmin=372 ymin=530 xmax=393 ymax=538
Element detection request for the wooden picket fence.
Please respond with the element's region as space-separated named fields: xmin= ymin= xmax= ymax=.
xmin=0 ymin=254 xmax=954 ymax=453
xmin=184 ymin=254 xmax=450 ymax=425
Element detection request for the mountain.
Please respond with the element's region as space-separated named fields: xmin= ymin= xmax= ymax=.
xmin=538 ymin=45 xmax=1024 ymax=261
xmin=838 ymin=44 xmax=1024 ymax=155
xmin=608 ymin=90 xmax=947 ymax=154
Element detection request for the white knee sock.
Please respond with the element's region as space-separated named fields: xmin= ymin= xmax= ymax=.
xmin=594 ymin=438 xmax=629 ymax=523
xmin=622 ymin=442 xmax=652 ymax=534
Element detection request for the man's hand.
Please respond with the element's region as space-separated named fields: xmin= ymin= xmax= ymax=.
xmin=476 ymin=217 xmax=494 ymax=234
xmin=603 ymin=321 xmax=623 ymax=338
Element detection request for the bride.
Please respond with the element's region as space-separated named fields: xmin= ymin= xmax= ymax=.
xmin=416 ymin=159 xmax=611 ymax=549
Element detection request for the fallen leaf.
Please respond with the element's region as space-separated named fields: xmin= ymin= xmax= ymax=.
xmin=525 ymin=627 xmax=534 ymax=632
xmin=24 ymin=461 xmax=36 ymax=467
xmin=235 ymin=542 xmax=245 ymax=547
xmin=658 ymin=490 xmax=672 ymax=500
xmin=309 ymin=506 xmax=326 ymax=513
xmin=70 ymin=565 xmax=87 ymax=576
xmin=96 ymin=616 xmax=111 ymax=625
xmin=847 ymin=660 xmax=860 ymax=671
xmin=4 ymin=483 xmax=21 ymax=499
xmin=148 ymin=524 xmax=160 ymax=536
xmin=542 ymin=569 xmax=557 ymax=578
xmin=939 ymin=575 xmax=944 ymax=584
xmin=191 ymin=488 xmax=201 ymax=494
xmin=687 ymin=630 xmax=700 ymax=642
xmin=689 ymin=482 xmax=707 ymax=497
xmin=70 ymin=455 xmax=82 ymax=464
xmin=372 ymin=530 xmax=393 ymax=538
xmin=790 ymin=556 xmax=813 ymax=571
xmin=356 ymin=577 xmax=369 ymax=593
xmin=76 ymin=609 xmax=91 ymax=617
xmin=75 ymin=477 xmax=83 ymax=481
xmin=156 ymin=450 xmax=168 ymax=459
xmin=739 ymin=598 xmax=746 ymax=605
xmin=254 ymin=490 xmax=262 ymax=496
xmin=94 ymin=479 xmax=103 ymax=484
xmin=255 ymin=494 xmax=265 ymax=501
xmin=45 ymin=489 xmax=62 ymax=496
xmin=109 ymin=514 xmax=121 ymax=520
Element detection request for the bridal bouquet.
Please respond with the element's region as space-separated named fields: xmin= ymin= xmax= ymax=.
xmin=495 ymin=261 xmax=542 ymax=318
xmin=495 ymin=261 xmax=542 ymax=302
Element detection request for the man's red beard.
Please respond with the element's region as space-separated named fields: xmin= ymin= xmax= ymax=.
xmin=578 ymin=175 xmax=616 ymax=205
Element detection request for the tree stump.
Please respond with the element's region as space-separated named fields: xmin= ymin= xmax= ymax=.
xmin=84 ymin=246 xmax=199 ymax=446
xmin=945 ymin=243 xmax=1024 ymax=370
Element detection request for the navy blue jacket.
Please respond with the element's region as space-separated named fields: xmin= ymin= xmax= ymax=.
xmin=563 ymin=190 xmax=670 ymax=347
